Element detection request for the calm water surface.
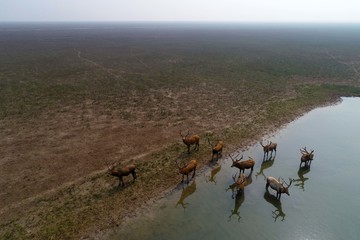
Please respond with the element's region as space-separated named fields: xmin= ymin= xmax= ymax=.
xmin=112 ymin=97 xmax=360 ymax=240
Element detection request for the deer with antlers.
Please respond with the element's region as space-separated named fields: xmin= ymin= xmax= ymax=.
xmin=229 ymin=154 xmax=255 ymax=174
xmin=300 ymin=147 xmax=314 ymax=167
xmin=232 ymin=173 xmax=247 ymax=193
xmin=208 ymin=138 xmax=224 ymax=161
xmin=106 ymin=162 xmax=137 ymax=187
xmin=180 ymin=130 xmax=200 ymax=153
xmin=176 ymin=159 xmax=197 ymax=184
xmin=260 ymin=141 xmax=277 ymax=159
xmin=266 ymin=176 xmax=293 ymax=199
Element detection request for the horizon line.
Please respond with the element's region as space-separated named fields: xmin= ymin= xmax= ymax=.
xmin=1 ymin=20 xmax=360 ymax=24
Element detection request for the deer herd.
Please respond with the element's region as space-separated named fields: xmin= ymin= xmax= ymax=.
xmin=106 ymin=130 xmax=316 ymax=208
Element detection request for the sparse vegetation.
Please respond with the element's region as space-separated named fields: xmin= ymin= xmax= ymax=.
xmin=1 ymin=22 xmax=360 ymax=239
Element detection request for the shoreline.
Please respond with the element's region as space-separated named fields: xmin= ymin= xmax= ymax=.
xmin=0 ymin=90 xmax=354 ymax=239
xmin=98 ymin=96 xmax=342 ymax=239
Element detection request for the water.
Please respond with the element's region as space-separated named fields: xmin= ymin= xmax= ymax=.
xmin=112 ymin=97 xmax=360 ymax=240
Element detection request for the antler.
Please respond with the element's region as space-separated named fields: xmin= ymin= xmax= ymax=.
xmin=105 ymin=161 xmax=116 ymax=171
xmin=280 ymin=177 xmax=293 ymax=187
xmin=105 ymin=161 xmax=111 ymax=170
xmin=300 ymin=147 xmax=309 ymax=154
xmin=280 ymin=177 xmax=287 ymax=186
xmin=229 ymin=153 xmax=243 ymax=162
xmin=236 ymin=154 xmax=243 ymax=162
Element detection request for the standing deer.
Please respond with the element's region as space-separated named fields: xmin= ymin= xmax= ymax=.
xmin=176 ymin=159 xmax=197 ymax=183
xmin=208 ymin=138 xmax=224 ymax=161
xmin=180 ymin=130 xmax=200 ymax=153
xmin=300 ymin=147 xmax=314 ymax=167
xmin=229 ymin=154 xmax=255 ymax=174
xmin=266 ymin=176 xmax=293 ymax=199
xmin=106 ymin=162 xmax=137 ymax=187
xmin=260 ymin=141 xmax=277 ymax=159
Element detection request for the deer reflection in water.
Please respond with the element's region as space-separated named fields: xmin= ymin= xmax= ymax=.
xmin=255 ymin=154 xmax=276 ymax=180
xmin=176 ymin=180 xmax=197 ymax=210
xmin=226 ymin=172 xmax=253 ymax=221
xmin=228 ymin=190 xmax=245 ymax=222
xmin=206 ymin=164 xmax=222 ymax=185
xmin=294 ymin=166 xmax=310 ymax=191
xmin=264 ymin=189 xmax=286 ymax=222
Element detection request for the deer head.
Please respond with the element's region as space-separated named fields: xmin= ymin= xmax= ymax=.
xmin=229 ymin=154 xmax=243 ymax=167
xmin=280 ymin=177 xmax=293 ymax=196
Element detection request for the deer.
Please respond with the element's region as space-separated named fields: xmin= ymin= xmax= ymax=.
xmin=180 ymin=130 xmax=200 ymax=153
xmin=208 ymin=137 xmax=224 ymax=161
xmin=175 ymin=159 xmax=197 ymax=184
xmin=106 ymin=162 xmax=137 ymax=187
xmin=232 ymin=173 xmax=247 ymax=193
xmin=260 ymin=141 xmax=277 ymax=159
xmin=229 ymin=154 xmax=255 ymax=174
xmin=265 ymin=176 xmax=293 ymax=199
xmin=300 ymin=147 xmax=314 ymax=167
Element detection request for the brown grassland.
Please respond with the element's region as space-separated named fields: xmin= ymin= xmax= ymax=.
xmin=1 ymin=23 xmax=360 ymax=239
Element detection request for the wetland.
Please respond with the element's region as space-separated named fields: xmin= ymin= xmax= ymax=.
xmin=1 ymin=22 xmax=360 ymax=239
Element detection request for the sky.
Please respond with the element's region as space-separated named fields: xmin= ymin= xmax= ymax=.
xmin=1 ymin=0 xmax=360 ymax=23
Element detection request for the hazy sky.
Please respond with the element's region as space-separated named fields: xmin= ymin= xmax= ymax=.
xmin=1 ymin=0 xmax=360 ymax=23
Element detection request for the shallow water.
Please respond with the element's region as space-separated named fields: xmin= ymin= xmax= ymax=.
xmin=112 ymin=97 xmax=360 ymax=240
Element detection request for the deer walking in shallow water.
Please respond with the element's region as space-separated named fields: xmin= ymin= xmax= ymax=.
xmin=266 ymin=176 xmax=293 ymax=199
xmin=229 ymin=154 xmax=255 ymax=174
xmin=260 ymin=141 xmax=277 ymax=159
xmin=300 ymin=147 xmax=314 ymax=167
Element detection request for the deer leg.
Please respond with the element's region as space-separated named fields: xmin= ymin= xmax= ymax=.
xmin=132 ymin=171 xmax=137 ymax=182
xmin=266 ymin=182 xmax=270 ymax=190
xmin=118 ymin=177 xmax=124 ymax=187
xmin=192 ymin=167 xmax=196 ymax=179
